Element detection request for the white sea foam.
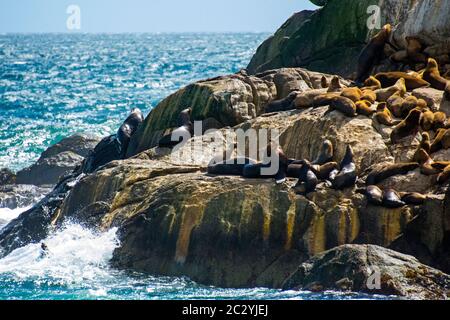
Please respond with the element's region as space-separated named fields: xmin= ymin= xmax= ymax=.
xmin=0 ymin=223 xmax=119 ymax=285
xmin=0 ymin=206 xmax=32 ymax=230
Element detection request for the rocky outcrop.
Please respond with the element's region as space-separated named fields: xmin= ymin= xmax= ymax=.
xmin=15 ymin=134 xmax=100 ymax=186
xmin=126 ymin=68 xmax=347 ymax=157
xmin=247 ymin=0 xmax=376 ymax=76
xmin=282 ymin=244 xmax=450 ymax=300
xmin=248 ymin=0 xmax=450 ymax=78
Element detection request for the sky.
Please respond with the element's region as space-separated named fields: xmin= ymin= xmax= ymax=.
xmin=0 ymin=0 xmax=317 ymax=33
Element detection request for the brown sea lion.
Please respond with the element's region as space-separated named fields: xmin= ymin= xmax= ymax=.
xmin=399 ymin=192 xmax=427 ymax=205
xmin=207 ymin=157 xmax=257 ymax=176
xmin=294 ymin=161 xmax=319 ymax=194
xmin=415 ymin=148 xmax=441 ymax=175
xmin=437 ymin=164 xmax=450 ymax=184
xmin=327 ymin=76 xmax=344 ymax=93
xmin=363 ymin=76 xmax=382 ymax=91
xmin=362 ymin=185 xmax=384 ymax=206
xmin=405 ymin=36 xmax=427 ymax=63
xmin=400 ymin=96 xmax=421 ymax=117
xmin=430 ymin=128 xmax=450 ymax=153
xmin=390 ymin=50 xmax=408 ymax=63
xmin=390 ymin=108 xmax=422 ymax=144
xmin=312 ymin=139 xmax=334 ymax=165
xmin=355 ymin=24 xmax=392 ymax=84
xmin=422 ymin=58 xmax=449 ymax=91
xmin=321 ymin=76 xmax=328 ymax=89
xmin=313 ymin=162 xmax=339 ymax=180
xmin=341 ymin=87 xmax=362 ymax=102
xmin=382 ymin=189 xmax=406 ymax=208
xmin=331 ymin=145 xmax=357 ymax=190
xmin=374 ymin=72 xmax=430 ymax=90
xmin=375 ymin=103 xmax=400 ymax=126
xmin=386 ymin=93 xmax=404 ymax=118
xmin=366 ymin=162 xmax=419 ymax=185
xmin=265 ymin=91 xmax=298 ymax=113
xmin=117 ymin=108 xmax=145 ymax=157
xmin=355 ymin=100 xmax=375 ymax=116
xmin=360 ymin=89 xmax=377 ymax=104
xmin=412 ymin=132 xmax=431 ymax=162
xmin=329 ymin=96 xmax=357 ymax=117
xmin=293 ymin=89 xmax=328 ymax=108
xmin=375 ymin=78 xmax=407 ymax=102
xmin=433 ymin=111 xmax=447 ymax=130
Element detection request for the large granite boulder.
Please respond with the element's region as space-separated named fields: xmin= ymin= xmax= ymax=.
xmin=15 ymin=134 xmax=101 ymax=186
xmin=248 ymin=0 xmax=450 ymax=77
xmin=282 ymin=244 xmax=450 ymax=300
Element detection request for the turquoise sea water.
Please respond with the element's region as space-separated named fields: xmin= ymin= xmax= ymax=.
xmin=0 ymin=34 xmax=392 ymax=300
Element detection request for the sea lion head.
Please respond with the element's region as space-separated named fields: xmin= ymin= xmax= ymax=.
xmin=415 ymin=148 xmax=431 ymax=165
xmin=328 ymin=76 xmax=342 ymax=92
xmin=426 ymin=58 xmax=439 ymax=72
xmin=364 ymin=76 xmax=381 ymax=89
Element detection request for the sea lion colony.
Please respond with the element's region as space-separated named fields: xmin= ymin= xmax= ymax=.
xmin=97 ymin=25 xmax=450 ymax=209
xmin=204 ymin=24 xmax=450 ymax=208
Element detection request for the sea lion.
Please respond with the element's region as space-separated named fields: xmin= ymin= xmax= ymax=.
xmin=331 ymin=145 xmax=357 ymax=190
xmin=243 ymin=145 xmax=288 ymax=183
xmin=321 ymin=76 xmax=328 ymax=89
xmin=422 ymin=58 xmax=449 ymax=91
xmin=363 ymin=76 xmax=382 ymax=91
xmin=356 ymin=100 xmax=375 ymax=116
xmin=327 ymin=76 xmax=343 ymax=93
xmin=355 ymin=24 xmax=392 ymax=84
xmin=265 ymin=91 xmax=298 ymax=113
xmin=117 ymin=108 xmax=145 ymax=156
xmin=341 ymin=87 xmax=362 ymax=102
xmin=433 ymin=111 xmax=447 ymax=130
xmin=360 ymin=89 xmax=377 ymax=104
xmin=430 ymin=128 xmax=450 ymax=153
xmin=39 ymin=242 xmax=50 ymax=259
xmin=382 ymin=189 xmax=406 ymax=208
xmin=405 ymin=36 xmax=427 ymax=63
xmin=294 ymin=161 xmax=318 ymax=194
xmin=366 ymin=162 xmax=419 ymax=185
xmin=207 ymin=157 xmax=256 ymax=176
xmin=363 ymin=185 xmax=384 ymax=205
xmin=374 ymin=72 xmax=430 ymax=90
xmin=294 ymin=89 xmax=328 ymax=108
xmin=375 ymin=103 xmax=400 ymax=126
xmin=415 ymin=148 xmax=441 ymax=175
xmin=313 ymin=162 xmax=339 ymax=180
xmin=400 ymin=96 xmax=421 ymax=117
xmin=399 ymin=192 xmax=427 ymax=205
xmin=312 ymin=139 xmax=334 ymax=165
xmin=412 ymin=132 xmax=431 ymax=162
xmin=437 ymin=164 xmax=450 ymax=184
xmin=386 ymin=94 xmax=404 ymax=118
xmin=375 ymin=78 xmax=407 ymax=102
xmin=328 ymin=96 xmax=357 ymax=117
xmin=390 ymin=108 xmax=422 ymax=144
xmin=158 ymin=108 xmax=194 ymax=148
xmin=390 ymin=50 xmax=408 ymax=63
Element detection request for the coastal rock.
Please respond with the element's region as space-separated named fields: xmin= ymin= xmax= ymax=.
xmin=282 ymin=244 xmax=450 ymax=300
xmin=247 ymin=0 xmax=375 ymax=76
xmin=15 ymin=134 xmax=101 ymax=186
xmin=126 ymin=68 xmax=339 ymax=157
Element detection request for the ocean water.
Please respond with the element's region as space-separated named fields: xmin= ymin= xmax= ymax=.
xmin=0 ymin=34 xmax=392 ymax=300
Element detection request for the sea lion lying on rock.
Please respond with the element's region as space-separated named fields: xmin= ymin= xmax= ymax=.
xmin=430 ymin=129 xmax=450 ymax=153
xmin=375 ymin=103 xmax=400 ymax=126
xmin=294 ymin=161 xmax=319 ymax=195
xmin=356 ymin=100 xmax=375 ymax=116
xmin=293 ymin=89 xmax=328 ymax=108
xmin=366 ymin=162 xmax=419 ymax=185
xmin=382 ymin=188 xmax=406 ymax=208
xmin=375 ymin=78 xmax=407 ymax=102
xmin=207 ymin=157 xmax=257 ymax=176
xmin=374 ymin=72 xmax=430 ymax=90
xmin=265 ymin=91 xmax=298 ymax=113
